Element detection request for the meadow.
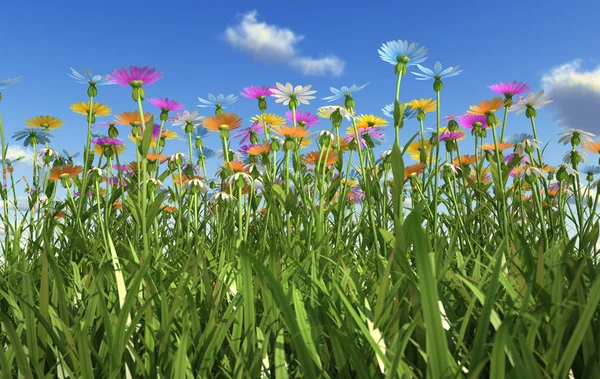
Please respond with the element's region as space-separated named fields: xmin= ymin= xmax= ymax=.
xmin=0 ymin=40 xmax=599 ymax=378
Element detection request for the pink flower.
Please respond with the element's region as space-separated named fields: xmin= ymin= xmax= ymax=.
xmin=488 ymin=81 xmax=531 ymax=96
xmin=148 ymin=97 xmax=185 ymax=111
xmin=108 ymin=65 xmax=163 ymax=87
xmin=458 ymin=114 xmax=488 ymax=130
xmin=232 ymin=121 xmax=264 ymax=144
xmin=439 ymin=131 xmax=463 ymax=141
xmin=285 ymin=110 xmax=319 ymax=127
xmin=240 ymin=85 xmax=274 ymax=99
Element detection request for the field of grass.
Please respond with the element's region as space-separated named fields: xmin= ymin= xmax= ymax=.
xmin=0 ymin=42 xmax=599 ymax=378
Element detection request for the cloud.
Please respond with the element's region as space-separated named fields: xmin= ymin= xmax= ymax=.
xmin=4 ymin=145 xmax=34 ymax=166
xmin=224 ymin=11 xmax=345 ymax=77
xmin=541 ymin=60 xmax=600 ymax=134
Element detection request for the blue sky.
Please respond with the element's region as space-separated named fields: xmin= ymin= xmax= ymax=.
xmin=1 ymin=0 xmax=599 ymax=177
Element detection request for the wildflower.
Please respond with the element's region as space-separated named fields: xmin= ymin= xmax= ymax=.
xmin=378 ymin=40 xmax=428 ymax=74
xmin=470 ymin=170 xmax=492 ymax=185
xmin=146 ymin=153 xmax=168 ymax=163
xmin=114 ymin=111 xmax=152 ymax=126
xmin=211 ymin=192 xmax=236 ymax=203
xmin=271 ymin=125 xmax=310 ymax=139
xmin=317 ymin=130 xmax=335 ymax=147
xmin=584 ymin=141 xmax=600 ymax=154
xmin=343 ymin=127 xmax=385 ymax=149
xmin=482 ymin=142 xmax=515 ymax=152
xmin=355 ymin=114 xmax=388 ymax=128
xmin=38 ymin=148 xmax=60 ymax=166
xmin=347 ymin=187 xmax=365 ymax=203
xmin=558 ymin=128 xmax=595 ymax=147
xmin=553 ymin=164 xmax=579 ymax=181
xmin=251 ymin=113 xmax=286 ymax=127
xmin=285 ymin=110 xmax=319 ymax=127
xmin=241 ymin=85 xmax=274 ymax=99
xmin=454 ymin=155 xmax=477 ymax=166
xmin=579 ymin=165 xmax=600 ymax=181
xmin=70 ymin=102 xmax=112 ymax=120
xmin=488 ymin=81 xmax=531 ymax=107
xmin=26 ymin=115 xmax=63 ymax=130
xmin=183 ymin=177 xmax=209 ymax=194
xmin=408 ymin=98 xmax=437 ymax=114
xmin=226 ymin=172 xmax=254 ymax=189
xmin=244 ymin=143 xmax=271 ymax=156
xmin=440 ymin=162 xmax=461 ymax=180
xmin=382 ymin=104 xmax=418 ymax=122
xmin=406 ymin=139 xmax=432 ymax=162
xmin=302 ymin=150 xmax=338 ymax=166
xmin=468 ymin=98 xmax=504 ymax=126
xmin=108 ymin=65 xmax=162 ymax=87
xmin=92 ymin=137 xmax=125 ymax=157
xmin=506 ymin=133 xmax=535 ymax=144
xmin=458 ymin=114 xmax=488 ymax=130
xmin=405 ymin=163 xmax=427 ymax=180
xmin=518 ymin=166 xmax=546 ymax=184
xmin=232 ymin=122 xmax=263 ymax=145
xmin=322 ymin=83 xmax=369 ymax=107
xmin=439 ymin=131 xmax=465 ymax=142
xmin=504 ymin=152 xmax=530 ymax=165
xmin=509 ymin=90 xmax=553 ymax=118
xmin=146 ymin=178 xmax=163 ymax=192
xmin=171 ymin=110 xmax=205 ymax=133
xmin=148 ymin=97 xmax=185 ymax=120
xmin=49 ymin=164 xmax=83 ymax=181
xmin=12 ymin=128 xmax=52 ymax=147
xmin=317 ymin=105 xmax=352 ymax=121
xmin=563 ymin=149 xmax=585 ymax=165
xmin=412 ymin=61 xmax=461 ymax=81
xmin=270 ymin=82 xmax=316 ymax=108
xmin=203 ymin=113 xmax=243 ymax=132
xmin=198 ymin=93 xmax=239 ymax=114
xmin=68 ymin=68 xmax=112 ymax=86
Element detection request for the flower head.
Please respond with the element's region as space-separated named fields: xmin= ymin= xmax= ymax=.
xmin=302 ymin=150 xmax=338 ymax=166
xmin=241 ymin=85 xmax=274 ymax=99
xmin=468 ymin=98 xmax=504 ymax=115
xmin=68 ymin=68 xmax=112 ymax=86
xmin=378 ymin=40 xmax=428 ymax=66
xmin=50 ymin=164 xmax=83 ymax=181
xmin=148 ymin=97 xmax=185 ymax=112
xmin=232 ymin=122 xmax=264 ymax=144
xmin=317 ymin=105 xmax=352 ymax=121
xmin=405 ymin=163 xmax=427 ymax=180
xmin=482 ymin=142 xmax=515 ymax=152
xmin=92 ymin=137 xmax=126 ymax=156
xmin=458 ymin=114 xmax=488 ymax=130
xmin=13 ymin=129 xmax=52 ymax=147
xmin=114 ymin=111 xmax=152 ymax=126
xmin=203 ymin=113 xmax=243 ymax=132
xmin=355 ymin=114 xmax=388 ymax=128
xmin=197 ymin=93 xmax=239 ymax=108
xmin=171 ymin=110 xmax=205 ymax=130
xmin=108 ymin=65 xmax=163 ymax=87
xmin=558 ymin=128 xmax=595 ymax=146
xmin=271 ymin=125 xmax=310 ymax=139
xmin=322 ymin=83 xmax=369 ymax=102
xmin=509 ymin=90 xmax=553 ymax=115
xmin=26 ymin=115 xmax=63 ymax=129
xmin=407 ymin=98 xmax=437 ymax=113
xmin=70 ymin=102 xmax=111 ymax=117
xmin=382 ymin=104 xmax=418 ymax=120
xmin=412 ymin=61 xmax=462 ymax=80
xmin=488 ymin=81 xmax=531 ymax=96
xmin=251 ymin=113 xmax=286 ymax=127
xmin=285 ymin=110 xmax=319 ymax=127
xmin=270 ymin=82 xmax=316 ymax=107
xmin=439 ymin=131 xmax=464 ymax=142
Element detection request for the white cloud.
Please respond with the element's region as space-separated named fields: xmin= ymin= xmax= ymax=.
xmin=4 ymin=145 xmax=34 ymax=166
xmin=541 ymin=60 xmax=600 ymax=134
xmin=224 ymin=11 xmax=345 ymax=77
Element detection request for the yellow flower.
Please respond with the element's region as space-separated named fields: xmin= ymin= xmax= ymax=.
xmin=355 ymin=114 xmax=388 ymax=128
xmin=250 ymin=113 xmax=285 ymax=126
xmin=70 ymin=102 xmax=112 ymax=117
xmin=93 ymin=144 xmax=126 ymax=155
xmin=407 ymin=98 xmax=437 ymax=113
xmin=26 ymin=115 xmax=63 ymax=129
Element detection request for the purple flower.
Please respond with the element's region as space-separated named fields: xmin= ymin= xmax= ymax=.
xmin=239 ymin=144 xmax=263 ymax=156
xmin=342 ymin=127 xmax=384 ymax=149
xmin=113 ymin=163 xmax=132 ymax=172
xmin=347 ymin=188 xmax=365 ymax=204
xmin=92 ymin=137 xmax=122 ymax=146
xmin=488 ymin=81 xmax=531 ymax=96
xmin=107 ymin=177 xmax=127 ymax=187
xmin=148 ymin=97 xmax=185 ymax=111
xmin=439 ymin=132 xmax=463 ymax=142
xmin=504 ymin=153 xmax=530 ymax=164
xmin=108 ymin=66 xmax=163 ymax=87
xmin=241 ymin=85 xmax=274 ymax=99
xmin=458 ymin=114 xmax=488 ymax=130
xmin=285 ymin=110 xmax=319 ymax=127
xmin=232 ymin=121 xmax=264 ymax=144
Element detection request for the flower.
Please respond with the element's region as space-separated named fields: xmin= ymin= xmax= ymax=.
xmin=505 ymin=133 xmax=535 ymax=144
xmin=146 ymin=153 xmax=168 ymax=162
xmin=458 ymin=114 xmax=488 ymax=130
xmin=407 ymin=98 xmax=437 ymax=113
xmin=302 ymin=150 xmax=338 ymax=166
xmin=322 ymin=83 xmax=369 ymax=102
xmin=49 ymin=164 xmax=83 ymax=181
xmin=244 ymin=143 xmax=271 ymax=156
xmin=68 ymin=68 xmax=112 ymax=86
xmin=347 ymin=187 xmax=365 ymax=204
xmin=454 ymin=155 xmax=477 ymax=166
xmin=382 ymin=104 xmax=418 ymax=120
xmin=317 ymin=105 xmax=352 ymax=121
xmin=285 ymin=111 xmax=319 ymax=127
xmin=378 ymin=40 xmax=428 ymax=66
xmin=171 ymin=110 xmax=205 ymax=129
xmin=251 ymin=113 xmax=286 ymax=127
xmin=439 ymin=131 xmax=465 ymax=142
xmin=197 ymin=93 xmax=239 ymax=108
xmin=241 ymin=85 xmax=274 ymax=99
xmin=517 ymin=166 xmax=546 ymax=181
xmin=0 ymin=77 xmax=22 ymax=89
xmin=114 ymin=111 xmax=152 ymax=126
xmin=183 ymin=177 xmax=209 ymax=193
xmin=468 ymin=98 xmax=504 ymax=115
xmin=232 ymin=122 xmax=264 ymax=144
xmin=504 ymin=153 xmax=530 ymax=164
xmin=412 ymin=61 xmax=462 ymax=80
xmin=405 ymin=164 xmax=427 ymax=180
xmin=270 ymin=82 xmax=316 ymax=106
xmin=488 ymin=81 xmax=531 ymax=96
xmin=509 ymin=90 xmax=553 ymax=115
xmin=12 ymin=129 xmax=52 ymax=147
xmin=70 ymin=102 xmax=112 ymax=117
xmin=579 ymin=165 xmax=600 ymax=175
xmin=202 ymin=113 xmax=243 ymax=132
xmin=211 ymin=192 xmax=236 ymax=203
xmin=343 ymin=127 xmax=385 ymax=149
xmin=92 ymin=137 xmax=126 ymax=156
xmin=558 ymin=129 xmax=595 ymax=146
xmin=355 ymin=114 xmax=388 ymax=128
xmin=271 ymin=125 xmax=310 ymax=139
xmin=26 ymin=115 xmax=63 ymax=129
xmin=108 ymin=65 xmax=163 ymax=86
xmin=584 ymin=141 xmax=600 ymax=154
xmin=406 ymin=139 xmax=432 ymax=161
xmin=148 ymin=97 xmax=185 ymax=111
xmin=482 ymin=142 xmax=515 ymax=152
xmin=563 ymin=149 xmax=586 ymax=164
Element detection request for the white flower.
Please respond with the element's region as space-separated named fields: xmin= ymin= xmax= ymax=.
xmin=218 ymin=150 xmax=242 ymax=162
xmin=146 ymin=178 xmax=163 ymax=189
xmin=439 ymin=162 xmax=461 ymax=175
xmin=317 ymin=105 xmax=352 ymax=121
xmin=211 ymin=192 xmax=236 ymax=203
xmin=183 ymin=178 xmax=208 ymax=193
xmin=562 ymin=149 xmax=587 ymax=164
xmin=509 ymin=90 xmax=553 ymax=114
xmin=225 ymin=172 xmax=253 ymax=188
xmin=171 ymin=110 xmax=204 ymax=129
xmin=380 ymin=149 xmax=392 ymax=160
xmin=518 ymin=166 xmax=545 ymax=181
xmin=169 ymin=152 xmax=186 ymax=165
xmin=558 ymin=128 xmax=595 ymax=146
xmin=553 ymin=164 xmax=579 ymax=177
xmin=88 ymin=167 xmax=103 ymax=177
xmin=270 ymin=82 xmax=316 ymax=106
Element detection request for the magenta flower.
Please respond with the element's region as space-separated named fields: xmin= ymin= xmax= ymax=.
xmin=458 ymin=114 xmax=488 ymax=130
xmin=347 ymin=188 xmax=365 ymax=204
xmin=107 ymin=177 xmax=127 ymax=187
xmin=504 ymin=153 xmax=530 ymax=164
xmin=113 ymin=163 xmax=132 ymax=173
xmin=108 ymin=65 xmax=163 ymax=87
xmin=488 ymin=81 xmax=531 ymax=96
xmin=92 ymin=137 xmax=122 ymax=146
xmin=439 ymin=131 xmax=463 ymax=142
xmin=232 ymin=121 xmax=264 ymax=144
xmin=285 ymin=110 xmax=319 ymax=127
xmin=241 ymin=85 xmax=274 ymax=99
xmin=343 ymin=127 xmax=384 ymax=149
xmin=148 ymin=97 xmax=185 ymax=111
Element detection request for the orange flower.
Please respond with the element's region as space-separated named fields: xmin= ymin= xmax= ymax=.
xmin=271 ymin=125 xmax=309 ymax=139
xmin=454 ymin=154 xmax=477 ymax=165
xmin=247 ymin=143 xmax=271 ymax=156
xmin=26 ymin=115 xmax=64 ymax=129
xmin=467 ymin=98 xmax=504 ymax=115
xmin=584 ymin=142 xmax=600 ymax=154
xmin=302 ymin=150 xmax=338 ymax=166
xmin=228 ymin=161 xmax=247 ymax=173
xmin=404 ymin=163 xmax=426 ymax=180
xmin=407 ymin=99 xmax=437 ymax=113
xmin=114 ymin=111 xmax=152 ymax=126
xmin=146 ymin=153 xmax=168 ymax=162
xmin=113 ymin=202 xmax=123 ymax=210
xmin=482 ymin=142 xmax=515 ymax=152
xmin=161 ymin=205 xmax=176 ymax=213
xmin=203 ymin=113 xmax=243 ymax=132
xmin=49 ymin=164 xmax=83 ymax=181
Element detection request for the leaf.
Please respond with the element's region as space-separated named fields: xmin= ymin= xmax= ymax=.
xmin=140 ymin=115 xmax=155 ymax=158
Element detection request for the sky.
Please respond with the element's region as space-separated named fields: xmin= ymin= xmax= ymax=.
xmin=1 ymin=0 xmax=600 ymax=189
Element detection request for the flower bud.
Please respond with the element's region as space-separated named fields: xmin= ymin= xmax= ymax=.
xmin=319 ymin=130 xmax=333 ymax=147
xmin=160 ymin=110 xmax=169 ymax=122
xmin=433 ymin=78 xmax=443 ymax=92
xmin=556 ymin=166 xmax=569 ymax=182
xmin=587 ymin=172 xmax=594 ymax=182
xmin=485 ymin=111 xmax=498 ymax=127
xmin=87 ymin=85 xmax=98 ymax=97
xmin=417 ymin=110 xmax=426 ymax=122
xmin=258 ymin=97 xmax=267 ymax=111
xmin=108 ymin=124 xmax=119 ymax=138
xmin=195 ymin=136 xmax=203 ymax=149
xmin=344 ymin=95 xmax=355 ymax=110
xmin=185 ymin=122 xmax=194 ymax=134
xmin=503 ymin=94 xmax=514 ymax=108
xmin=215 ymin=105 xmax=224 ymax=115
xmin=448 ymin=118 xmax=459 ymax=132
xmin=270 ymin=137 xmax=281 ymax=151
xmin=131 ymin=87 xmax=145 ymax=102
xmin=249 ymin=130 xmax=259 ymax=144
xmin=331 ymin=109 xmax=343 ymax=129
xmin=525 ymin=106 xmax=537 ymax=119
xmin=571 ymin=132 xmax=581 ymax=147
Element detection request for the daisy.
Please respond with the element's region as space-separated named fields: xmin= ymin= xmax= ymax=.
xmin=468 ymin=98 xmax=504 ymax=115
xmin=68 ymin=68 xmax=112 ymax=86
xmin=251 ymin=113 xmax=286 ymax=127
xmin=458 ymin=114 xmax=488 ymax=130
xmin=285 ymin=110 xmax=319 ymax=127
xmin=270 ymin=82 xmax=316 ymax=107
xmin=114 ymin=111 xmax=152 ymax=126
xmin=26 ymin=115 xmax=63 ymax=129
xmin=558 ymin=128 xmax=595 ymax=146
xmin=202 ymin=113 xmax=243 ymax=132
xmin=49 ymin=164 xmax=83 ymax=181
xmin=271 ymin=125 xmax=310 ymax=139
xmin=232 ymin=121 xmax=264 ymax=144
xmin=108 ymin=65 xmax=163 ymax=87
xmin=407 ymin=98 xmax=437 ymax=113
xmin=92 ymin=137 xmax=126 ymax=156
xmin=241 ymin=85 xmax=274 ymax=99
xmin=197 ymin=93 xmax=238 ymax=110
xmin=405 ymin=163 xmax=427 ymax=180
xmin=12 ymin=129 xmax=52 ymax=147
xmin=412 ymin=61 xmax=462 ymax=80
xmin=509 ymin=90 xmax=553 ymax=116
xmin=148 ymin=97 xmax=185 ymax=112
xmin=355 ymin=114 xmax=388 ymax=128
xmin=302 ymin=150 xmax=338 ymax=166
xmin=322 ymin=83 xmax=369 ymax=102
xmin=317 ymin=105 xmax=352 ymax=121
xmin=171 ymin=110 xmax=205 ymax=130
xmin=378 ymin=40 xmax=428 ymax=67
xmin=488 ymin=81 xmax=531 ymax=97
xmin=70 ymin=102 xmax=111 ymax=117
xmin=382 ymin=104 xmax=418 ymax=120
